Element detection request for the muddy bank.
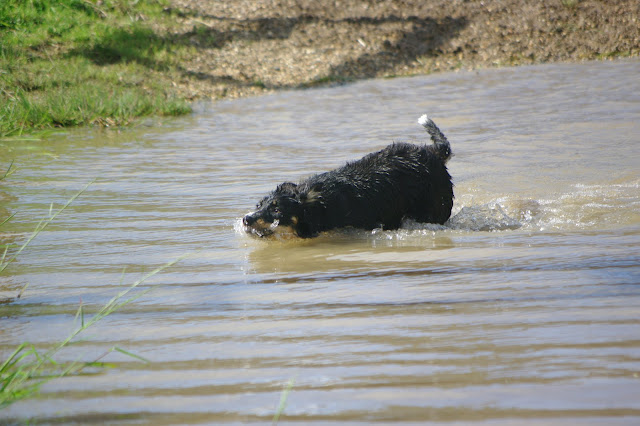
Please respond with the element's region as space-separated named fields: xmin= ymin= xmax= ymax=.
xmin=163 ymin=0 xmax=640 ymax=100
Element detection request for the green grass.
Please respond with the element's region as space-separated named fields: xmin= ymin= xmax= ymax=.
xmin=0 ymin=0 xmax=192 ymax=137
xmin=561 ymin=0 xmax=580 ymax=9
xmin=272 ymin=377 xmax=295 ymax=425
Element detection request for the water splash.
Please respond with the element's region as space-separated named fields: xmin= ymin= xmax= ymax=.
xmin=447 ymin=202 xmax=522 ymax=231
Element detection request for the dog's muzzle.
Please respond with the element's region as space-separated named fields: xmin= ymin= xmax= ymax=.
xmin=242 ymin=213 xmax=275 ymax=237
xmin=242 ymin=213 xmax=257 ymax=227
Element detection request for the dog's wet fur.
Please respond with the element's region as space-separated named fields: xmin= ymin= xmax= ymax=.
xmin=243 ymin=114 xmax=454 ymax=238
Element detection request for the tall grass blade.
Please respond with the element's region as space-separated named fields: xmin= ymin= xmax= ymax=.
xmin=1 ymin=161 xmax=16 ymax=180
xmin=112 ymin=347 xmax=151 ymax=363
xmin=1 ymin=244 xmax=9 ymax=265
xmin=16 ymin=283 xmax=28 ymax=299
xmin=0 ymin=178 xmax=194 ymax=408
xmin=272 ymin=377 xmax=295 ymax=425
xmin=0 ymin=212 xmax=18 ymax=227
xmin=0 ymin=344 xmax=36 ymax=376
xmin=0 ymin=179 xmax=94 ymax=273
xmin=0 ymin=252 xmax=191 ymax=409
xmin=73 ymin=299 xmax=85 ymax=328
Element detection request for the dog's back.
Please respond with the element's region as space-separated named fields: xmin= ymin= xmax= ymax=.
xmin=297 ymin=138 xmax=453 ymax=234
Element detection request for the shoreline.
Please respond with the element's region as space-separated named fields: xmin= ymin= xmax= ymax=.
xmin=1 ymin=0 xmax=638 ymax=137
xmin=166 ymin=0 xmax=640 ymax=101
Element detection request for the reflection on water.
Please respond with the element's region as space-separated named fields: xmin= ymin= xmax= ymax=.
xmin=1 ymin=59 xmax=640 ymax=423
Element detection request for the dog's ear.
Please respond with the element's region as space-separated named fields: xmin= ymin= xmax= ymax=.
xmin=276 ymin=182 xmax=298 ymax=194
xmin=294 ymin=185 xmax=322 ymax=238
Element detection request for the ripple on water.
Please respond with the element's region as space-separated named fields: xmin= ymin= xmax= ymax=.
xmin=1 ymin=59 xmax=640 ymax=423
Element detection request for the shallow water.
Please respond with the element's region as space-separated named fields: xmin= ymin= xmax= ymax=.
xmin=1 ymin=59 xmax=639 ymax=424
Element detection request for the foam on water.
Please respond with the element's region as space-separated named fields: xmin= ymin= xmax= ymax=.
xmin=235 ymin=176 xmax=639 ymax=241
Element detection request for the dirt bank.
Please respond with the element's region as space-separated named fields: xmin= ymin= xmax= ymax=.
xmin=162 ymin=0 xmax=639 ymax=100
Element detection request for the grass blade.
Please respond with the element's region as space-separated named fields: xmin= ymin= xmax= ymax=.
xmin=0 ymin=173 xmax=196 ymax=409
xmin=1 ymin=161 xmax=16 ymax=180
xmin=272 ymin=377 xmax=295 ymax=425
xmin=0 ymin=211 xmax=17 ymax=227
xmin=0 ymin=252 xmax=190 ymax=409
xmin=112 ymin=347 xmax=150 ymax=364
xmin=0 ymin=179 xmax=94 ymax=274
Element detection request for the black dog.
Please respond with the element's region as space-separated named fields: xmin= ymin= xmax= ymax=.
xmin=243 ymin=114 xmax=453 ymax=238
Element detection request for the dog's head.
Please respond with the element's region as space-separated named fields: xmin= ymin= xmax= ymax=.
xmin=243 ymin=182 xmax=305 ymax=238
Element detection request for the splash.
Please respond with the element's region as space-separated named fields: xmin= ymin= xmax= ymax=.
xmin=234 ymin=177 xmax=639 ymax=240
xmin=447 ymin=202 xmax=522 ymax=232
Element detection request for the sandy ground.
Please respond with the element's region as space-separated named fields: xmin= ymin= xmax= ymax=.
xmin=161 ymin=0 xmax=640 ymax=100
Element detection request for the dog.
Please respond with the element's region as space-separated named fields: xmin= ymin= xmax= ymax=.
xmin=242 ymin=114 xmax=454 ymax=238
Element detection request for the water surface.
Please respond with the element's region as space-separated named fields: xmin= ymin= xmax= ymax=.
xmin=1 ymin=58 xmax=639 ymax=424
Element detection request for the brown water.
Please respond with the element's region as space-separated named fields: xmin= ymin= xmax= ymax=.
xmin=1 ymin=59 xmax=639 ymax=424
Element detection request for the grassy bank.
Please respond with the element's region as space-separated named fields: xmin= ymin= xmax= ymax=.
xmin=2 ymin=0 xmax=638 ymax=138
xmin=0 ymin=0 xmax=191 ymax=138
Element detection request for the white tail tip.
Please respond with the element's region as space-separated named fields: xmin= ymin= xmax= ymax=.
xmin=418 ymin=114 xmax=429 ymax=127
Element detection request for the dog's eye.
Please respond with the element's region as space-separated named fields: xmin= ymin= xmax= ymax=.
xmin=273 ymin=207 xmax=280 ymax=214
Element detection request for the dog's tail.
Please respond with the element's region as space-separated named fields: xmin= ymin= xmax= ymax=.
xmin=418 ymin=114 xmax=452 ymax=162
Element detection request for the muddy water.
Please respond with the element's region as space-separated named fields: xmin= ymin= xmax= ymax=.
xmin=1 ymin=59 xmax=639 ymax=424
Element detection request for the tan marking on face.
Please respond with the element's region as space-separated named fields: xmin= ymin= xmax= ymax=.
xmin=291 ymin=216 xmax=298 ymax=225
xmin=269 ymin=225 xmax=297 ymax=238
